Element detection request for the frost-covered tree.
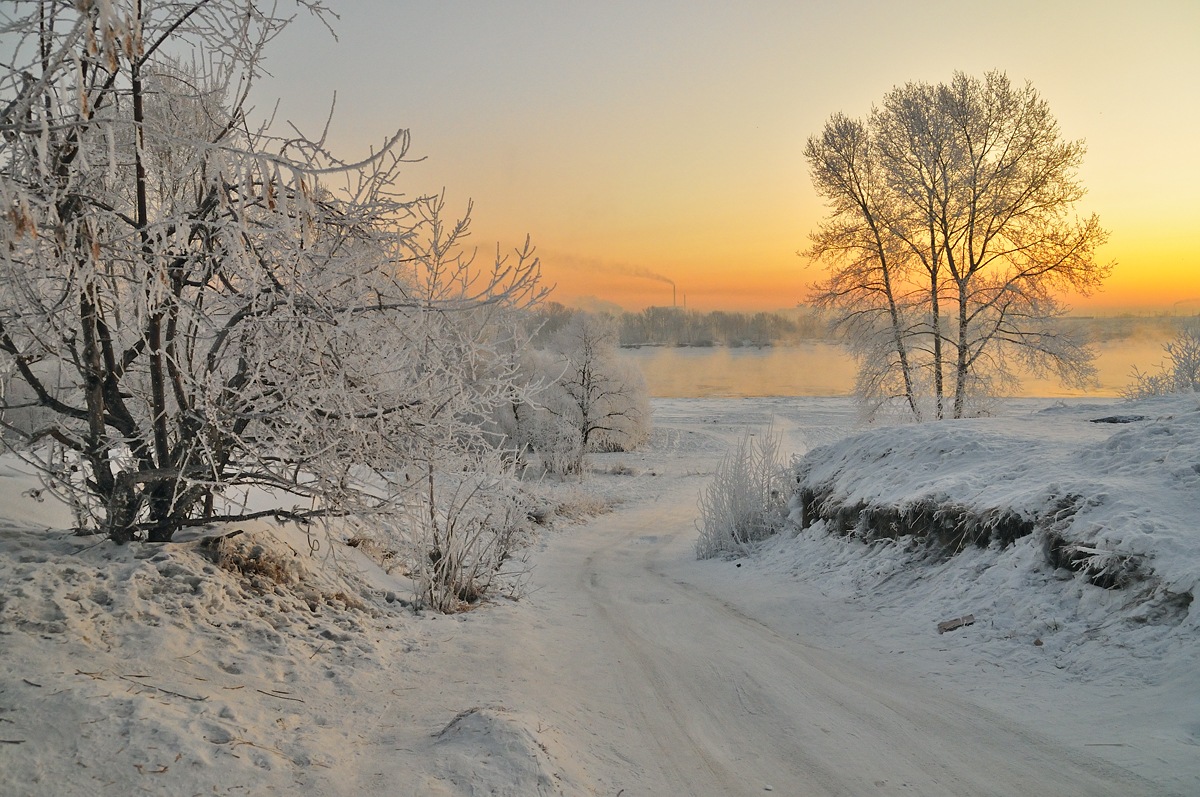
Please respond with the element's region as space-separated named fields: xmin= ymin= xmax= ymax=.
xmin=509 ymin=312 xmax=650 ymax=475
xmin=806 ymin=71 xmax=1111 ymax=420
xmin=1123 ymin=324 xmax=1200 ymax=399
xmin=805 ymin=113 xmax=923 ymax=420
xmin=547 ymin=312 xmax=650 ymax=452
xmin=0 ymin=0 xmax=546 ymax=553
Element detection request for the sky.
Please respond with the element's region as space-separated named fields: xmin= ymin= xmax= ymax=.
xmin=254 ymin=0 xmax=1200 ymax=314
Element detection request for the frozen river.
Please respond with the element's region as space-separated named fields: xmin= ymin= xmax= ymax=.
xmin=620 ymin=337 xmax=1172 ymax=398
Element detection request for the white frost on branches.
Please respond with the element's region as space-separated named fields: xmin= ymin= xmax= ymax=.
xmin=695 ymin=424 xmax=788 ymax=559
xmin=0 ymin=0 xmax=551 ymax=611
xmin=1123 ymin=325 xmax=1200 ymax=399
xmin=805 ymin=71 xmax=1110 ymax=421
xmin=506 ymin=311 xmax=651 ymax=477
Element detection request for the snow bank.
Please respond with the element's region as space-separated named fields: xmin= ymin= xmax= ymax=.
xmin=0 ymin=516 xmax=394 ymax=793
xmin=794 ymin=397 xmax=1200 ymax=597
xmin=0 ymin=457 xmax=592 ymax=796
xmin=786 ymin=395 xmax=1200 ymax=673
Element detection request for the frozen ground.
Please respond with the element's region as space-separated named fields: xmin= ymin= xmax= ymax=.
xmin=0 ymin=397 xmax=1195 ymax=795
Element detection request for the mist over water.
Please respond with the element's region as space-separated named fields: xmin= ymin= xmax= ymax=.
xmin=622 ymin=338 xmax=1174 ymax=399
xmin=622 ymin=342 xmax=854 ymax=398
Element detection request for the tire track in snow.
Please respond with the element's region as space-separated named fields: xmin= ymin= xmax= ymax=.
xmin=576 ymin=500 xmax=850 ymax=795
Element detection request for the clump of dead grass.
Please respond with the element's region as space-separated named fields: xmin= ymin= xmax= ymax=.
xmin=201 ymin=530 xmax=304 ymax=589
xmin=542 ymin=487 xmax=613 ymax=523
xmin=344 ymin=535 xmax=401 ymax=572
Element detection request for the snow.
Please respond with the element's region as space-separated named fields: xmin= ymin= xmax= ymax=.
xmin=746 ymin=395 xmax=1200 ymax=794
xmin=1 ymin=396 xmax=1196 ymax=795
xmin=792 ymin=396 xmax=1200 ymax=599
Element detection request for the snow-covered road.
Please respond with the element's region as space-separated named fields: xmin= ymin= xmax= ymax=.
xmin=503 ymin=465 xmax=1159 ymax=796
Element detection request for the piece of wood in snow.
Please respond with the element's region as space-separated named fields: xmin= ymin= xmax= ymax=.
xmin=937 ymin=614 xmax=975 ymax=634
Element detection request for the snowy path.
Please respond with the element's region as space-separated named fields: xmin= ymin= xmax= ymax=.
xmin=503 ymin=474 xmax=1159 ymax=796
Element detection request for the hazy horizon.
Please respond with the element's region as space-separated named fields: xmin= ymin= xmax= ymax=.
xmin=568 ymin=298 xmax=1200 ymax=322
xmin=622 ymin=336 xmax=1174 ymax=400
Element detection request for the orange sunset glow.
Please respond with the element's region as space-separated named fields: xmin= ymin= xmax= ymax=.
xmin=257 ymin=1 xmax=1200 ymax=316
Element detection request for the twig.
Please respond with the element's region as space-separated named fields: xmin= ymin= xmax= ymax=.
xmin=936 ymin=614 xmax=976 ymax=634
xmin=21 ymin=679 xmax=41 ymax=688
xmin=199 ymin=529 xmax=244 ymax=549
xmin=227 ymin=738 xmax=292 ymax=760
xmin=256 ymin=689 xmax=304 ymax=703
xmin=119 ymin=675 xmax=207 ymax=702
xmin=0 ymin=740 xmax=25 ymax=745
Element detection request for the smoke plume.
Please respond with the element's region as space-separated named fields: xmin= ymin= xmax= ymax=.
xmin=554 ymin=253 xmax=674 ymax=288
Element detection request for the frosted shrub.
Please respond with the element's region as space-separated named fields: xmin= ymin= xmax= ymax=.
xmin=509 ymin=315 xmax=651 ymax=477
xmin=588 ymin=357 xmax=653 ymax=452
xmin=1124 ymin=325 xmax=1200 ymax=399
xmin=407 ymin=457 xmax=531 ymax=613
xmin=695 ymin=425 xmax=789 ymax=559
xmin=536 ymin=418 xmax=585 ymax=478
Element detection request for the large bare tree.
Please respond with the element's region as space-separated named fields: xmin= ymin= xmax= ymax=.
xmin=805 ymin=113 xmax=923 ymax=420
xmin=806 ymin=71 xmax=1111 ymax=419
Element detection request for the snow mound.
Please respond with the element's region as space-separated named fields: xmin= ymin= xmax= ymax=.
xmin=784 ymin=395 xmax=1200 ymax=689
xmin=0 ymin=467 xmax=411 ymax=796
xmin=430 ymin=705 xmax=584 ymax=796
xmin=794 ymin=396 xmax=1200 ymax=602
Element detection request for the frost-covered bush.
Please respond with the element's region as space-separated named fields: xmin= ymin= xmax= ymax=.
xmin=399 ymin=455 xmax=532 ymax=612
xmin=586 ymin=357 xmax=652 ymax=453
xmin=546 ymin=312 xmax=652 ymax=454
xmin=492 ymin=349 xmax=583 ymax=477
xmin=1124 ymin=325 xmax=1200 ymax=399
xmin=535 ymin=418 xmax=586 ymax=478
xmin=695 ymin=426 xmax=789 ymax=559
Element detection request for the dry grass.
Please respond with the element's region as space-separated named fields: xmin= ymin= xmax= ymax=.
xmin=201 ymin=530 xmax=304 ymax=588
xmin=546 ymin=487 xmax=613 ymax=523
xmin=344 ymin=535 xmax=401 ymax=572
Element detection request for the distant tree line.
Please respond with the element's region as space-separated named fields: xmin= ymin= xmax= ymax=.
xmin=528 ymin=305 xmax=831 ymax=348
xmin=530 ymin=303 xmax=1197 ymax=355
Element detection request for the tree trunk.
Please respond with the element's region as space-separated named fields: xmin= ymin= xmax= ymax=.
xmin=928 ymin=225 xmax=945 ymax=421
xmin=953 ymin=280 xmax=970 ymax=419
xmin=865 ymin=213 xmax=919 ymax=421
